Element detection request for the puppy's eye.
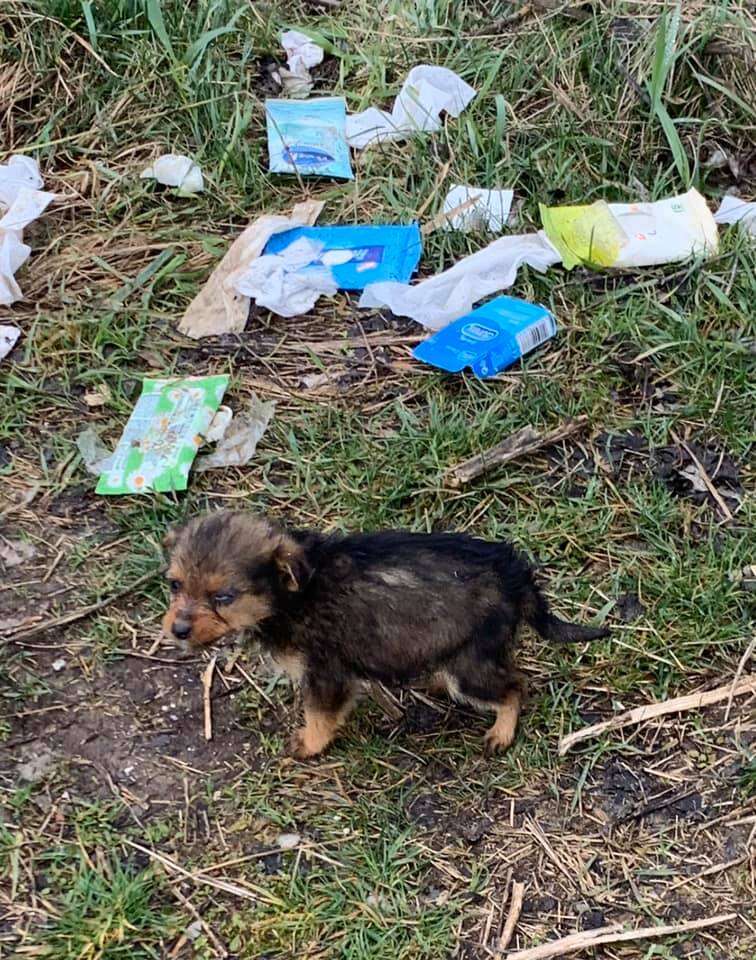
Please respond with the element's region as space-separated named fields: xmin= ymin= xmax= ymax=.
xmin=169 ymin=579 xmax=182 ymax=594
xmin=213 ymin=591 xmax=236 ymax=607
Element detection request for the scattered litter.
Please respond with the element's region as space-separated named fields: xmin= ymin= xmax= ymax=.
xmin=540 ymin=188 xmax=718 ymax=269
xmin=76 ymin=427 xmax=114 ymax=476
xmin=140 ymin=154 xmax=204 ymax=195
xmin=714 ymin=194 xmax=756 ymax=236
xmin=95 ymin=375 xmax=229 ymax=494
xmin=278 ymin=29 xmax=324 ymax=98
xmin=0 ymin=155 xmax=44 ymax=207
xmin=0 ymin=538 xmax=37 ymax=568
xmin=185 ymin=920 xmax=203 ymax=942
xmin=277 ymin=832 xmax=301 ymax=850
xmin=441 ymin=185 xmax=514 ymax=233
xmin=267 ymin=98 xmax=352 ymax=179
xmin=83 ymin=384 xmax=111 ymax=407
xmin=414 ymin=295 xmax=556 ymax=378
xmin=264 ymin=223 xmax=423 ymax=288
xmin=205 ymin=405 xmax=233 ymax=443
xmin=179 ymin=199 xmax=323 ymax=339
xmin=196 ymin=395 xmax=275 ymax=471
xmin=359 ymin=232 xmax=560 ymax=330
xmin=52 ymin=658 xmax=67 ymax=672
xmin=0 ymin=186 xmax=57 ymax=305
xmin=445 ymin=416 xmax=589 ymax=488
xmin=0 ymin=324 xmax=21 ymax=360
xmin=346 ymin=65 xmax=476 ymax=149
xmin=231 ymin=236 xmax=338 ymax=317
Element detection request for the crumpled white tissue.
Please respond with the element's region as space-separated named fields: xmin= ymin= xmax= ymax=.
xmin=714 ymin=195 xmax=756 ymax=237
xmin=0 ymin=156 xmax=44 ymax=208
xmin=278 ymin=30 xmax=324 ymax=98
xmin=0 ymin=325 xmax=21 ymax=361
xmin=140 ymin=154 xmax=204 ymax=195
xmin=0 ymin=187 xmax=56 ymax=306
xmin=231 ymin=236 xmax=338 ymax=318
xmin=442 ymin=184 xmax=514 ymax=233
xmin=359 ymin=232 xmax=561 ymax=331
xmin=346 ymin=65 xmax=476 ymax=149
xmin=196 ymin=395 xmax=275 ymax=471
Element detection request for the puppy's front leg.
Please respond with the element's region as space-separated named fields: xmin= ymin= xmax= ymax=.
xmin=289 ymin=671 xmax=356 ymax=760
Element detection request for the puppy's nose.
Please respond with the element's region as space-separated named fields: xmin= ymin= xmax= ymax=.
xmin=172 ymin=621 xmax=191 ymax=640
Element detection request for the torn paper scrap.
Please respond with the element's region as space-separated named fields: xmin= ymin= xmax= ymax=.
xmin=0 ymin=325 xmax=20 ymax=361
xmin=95 ymin=375 xmax=229 ymax=495
xmin=277 ymin=30 xmax=324 ymax=98
xmin=346 ymin=65 xmax=476 ymax=149
xmin=264 ymin=223 xmax=423 ymax=288
xmin=0 ymin=187 xmax=57 ymax=306
xmin=442 ymin=185 xmax=514 ymax=233
xmin=140 ymin=154 xmax=204 ymax=195
xmin=178 ymin=199 xmax=323 ymax=339
xmin=714 ymin=195 xmax=756 ymax=237
xmin=540 ymin=188 xmax=718 ymax=269
xmin=76 ymin=427 xmax=114 ymax=476
xmin=232 ymin=236 xmax=338 ymax=318
xmin=359 ymin=232 xmax=561 ymax=330
xmin=195 ymin=395 xmax=275 ymax=471
xmin=267 ymin=98 xmax=352 ymax=179
xmin=0 ymin=156 xmax=44 ymax=209
xmin=414 ymin=296 xmax=557 ymax=378
xmin=205 ymin=405 xmax=233 ymax=443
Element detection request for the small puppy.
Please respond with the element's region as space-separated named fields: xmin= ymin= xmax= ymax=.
xmin=162 ymin=511 xmax=607 ymax=759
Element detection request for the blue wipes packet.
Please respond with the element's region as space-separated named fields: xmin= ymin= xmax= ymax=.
xmin=264 ymin=224 xmax=422 ymax=289
xmin=413 ymin=296 xmax=557 ymax=378
xmin=266 ymin=98 xmax=352 ymax=179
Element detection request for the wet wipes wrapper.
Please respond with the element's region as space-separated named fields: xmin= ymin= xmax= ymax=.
xmin=266 ymin=98 xmax=352 ymax=179
xmin=96 ymin=375 xmax=229 ymax=495
xmin=413 ymin=296 xmax=556 ymax=378
xmin=264 ymin=224 xmax=422 ymax=289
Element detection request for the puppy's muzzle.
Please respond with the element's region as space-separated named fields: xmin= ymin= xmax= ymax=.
xmin=171 ymin=619 xmax=191 ymax=641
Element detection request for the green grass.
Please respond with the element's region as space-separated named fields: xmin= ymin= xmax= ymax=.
xmin=2 ymin=0 xmax=755 ymax=957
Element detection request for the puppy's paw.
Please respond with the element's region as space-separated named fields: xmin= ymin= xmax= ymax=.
xmin=288 ymin=727 xmax=323 ymax=761
xmin=483 ymin=726 xmax=515 ymax=756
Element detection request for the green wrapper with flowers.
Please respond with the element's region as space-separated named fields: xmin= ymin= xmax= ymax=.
xmin=96 ymin=375 xmax=229 ymax=495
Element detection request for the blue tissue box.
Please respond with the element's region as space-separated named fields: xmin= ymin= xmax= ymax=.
xmin=265 ymin=224 xmax=422 ymax=290
xmin=413 ymin=296 xmax=557 ymax=378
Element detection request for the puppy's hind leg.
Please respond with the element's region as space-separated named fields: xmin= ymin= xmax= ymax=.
xmin=483 ymin=685 xmax=523 ymax=755
xmin=289 ymin=668 xmax=356 ymax=760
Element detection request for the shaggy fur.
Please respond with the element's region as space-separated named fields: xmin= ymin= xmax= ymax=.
xmin=162 ymin=511 xmax=608 ymax=758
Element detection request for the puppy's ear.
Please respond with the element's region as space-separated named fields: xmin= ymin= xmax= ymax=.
xmin=273 ymin=536 xmax=312 ymax=592
xmin=162 ymin=524 xmax=182 ymax=553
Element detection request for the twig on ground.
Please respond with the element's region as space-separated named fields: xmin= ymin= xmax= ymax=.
xmin=368 ymin=682 xmax=404 ymax=722
xmin=503 ymin=913 xmax=737 ymax=960
xmin=725 ymin=636 xmax=755 ymax=721
xmin=169 ymin=878 xmax=228 ymax=957
xmin=498 ymin=880 xmax=525 ymax=953
xmin=124 ymin=840 xmax=258 ymax=902
xmin=671 ymin=429 xmax=734 ymax=521
xmin=559 ymin=675 xmax=756 ymax=755
xmin=4 ymin=569 xmax=160 ymax=643
xmin=445 ymin=416 xmax=589 ymax=487
xmin=203 ymin=655 xmax=218 ymax=741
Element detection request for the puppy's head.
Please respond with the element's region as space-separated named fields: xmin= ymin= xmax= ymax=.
xmin=161 ymin=511 xmax=310 ymax=650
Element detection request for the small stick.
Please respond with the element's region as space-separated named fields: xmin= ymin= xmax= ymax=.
xmin=445 ymin=417 xmax=589 ymax=487
xmin=203 ymin=655 xmax=218 ymax=741
xmin=498 ymin=880 xmax=525 ymax=953
xmin=4 ymin=569 xmax=160 ymax=643
xmin=503 ymin=913 xmax=737 ymax=960
xmin=671 ymin=430 xmax=734 ymax=521
xmin=559 ymin=675 xmax=756 ymax=756
xmin=725 ymin=636 xmax=755 ymax=721
xmin=368 ymin=682 xmax=404 ymax=722
xmin=124 ymin=840 xmax=258 ymax=902
xmin=170 ymin=879 xmax=228 ymax=957
xmin=422 ymin=195 xmax=479 ymax=235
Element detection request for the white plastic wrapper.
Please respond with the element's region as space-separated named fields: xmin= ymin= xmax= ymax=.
xmin=231 ymin=236 xmax=338 ymax=318
xmin=140 ymin=154 xmax=204 ymax=195
xmin=0 ymin=187 xmax=56 ymax=305
xmin=0 ymin=325 xmax=21 ymax=361
xmin=281 ymin=30 xmax=323 ymax=75
xmin=195 ymin=396 xmax=275 ymax=471
xmin=346 ymin=65 xmax=476 ymax=149
xmin=442 ymin=185 xmax=514 ymax=233
xmin=714 ymin=195 xmax=756 ymax=237
xmin=0 ymin=156 xmax=44 ymax=209
xmin=359 ymin=232 xmax=560 ymax=330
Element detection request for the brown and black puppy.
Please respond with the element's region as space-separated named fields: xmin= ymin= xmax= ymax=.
xmin=162 ymin=511 xmax=607 ymax=759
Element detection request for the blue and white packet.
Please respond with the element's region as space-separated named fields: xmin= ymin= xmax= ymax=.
xmin=413 ymin=296 xmax=556 ymax=378
xmin=266 ymin=98 xmax=352 ymax=179
xmin=264 ymin=224 xmax=422 ymax=289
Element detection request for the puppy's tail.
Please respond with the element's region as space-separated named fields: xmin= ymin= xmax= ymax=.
xmin=524 ymin=583 xmax=608 ymax=644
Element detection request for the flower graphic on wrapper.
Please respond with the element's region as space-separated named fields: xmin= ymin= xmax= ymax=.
xmin=125 ymin=461 xmax=162 ymax=493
